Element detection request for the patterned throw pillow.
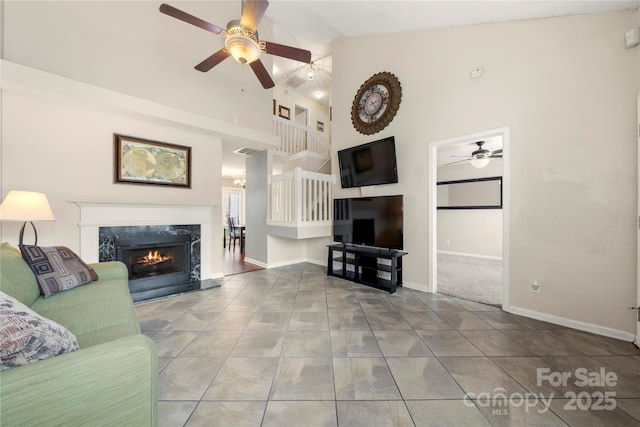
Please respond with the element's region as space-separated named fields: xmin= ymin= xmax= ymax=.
xmin=0 ymin=291 xmax=79 ymax=370
xmin=19 ymin=245 xmax=99 ymax=298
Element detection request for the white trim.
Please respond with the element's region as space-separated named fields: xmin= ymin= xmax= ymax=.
xmin=244 ymin=257 xmax=268 ymax=269
xmin=428 ymin=126 xmax=510 ymax=309
xmin=437 ymin=250 xmax=502 ymax=261
xmin=508 ymin=305 xmax=636 ymax=342
xmin=403 ymin=280 xmax=431 ymax=294
xmin=636 ymin=93 xmax=640 ymax=348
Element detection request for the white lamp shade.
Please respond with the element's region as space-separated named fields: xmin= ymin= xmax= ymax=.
xmin=470 ymin=157 xmax=490 ymax=168
xmin=0 ymin=191 xmax=56 ymax=221
xmin=225 ymin=34 xmax=261 ymax=64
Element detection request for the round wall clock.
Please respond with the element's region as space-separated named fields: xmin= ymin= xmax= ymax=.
xmin=351 ymin=71 xmax=402 ymax=135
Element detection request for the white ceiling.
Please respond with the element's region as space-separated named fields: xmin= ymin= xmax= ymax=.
xmin=223 ymin=0 xmax=637 ymax=178
xmin=266 ymin=0 xmax=636 ymax=103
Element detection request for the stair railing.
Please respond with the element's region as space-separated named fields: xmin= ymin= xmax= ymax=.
xmin=273 ymin=116 xmax=330 ymax=158
xmin=269 ymin=167 xmax=333 ymax=225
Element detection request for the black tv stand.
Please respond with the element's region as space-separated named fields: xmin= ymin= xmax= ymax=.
xmin=326 ymin=244 xmax=408 ymax=294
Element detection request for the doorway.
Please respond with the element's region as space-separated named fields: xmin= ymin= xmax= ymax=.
xmin=294 ymin=105 xmax=309 ymax=148
xmin=428 ymin=127 xmax=510 ymax=309
xmin=222 ymin=186 xmax=260 ymax=275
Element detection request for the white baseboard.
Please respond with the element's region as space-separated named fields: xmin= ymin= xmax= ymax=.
xmin=210 ymin=271 xmax=224 ymax=280
xmin=241 ymin=257 xmax=326 ymax=270
xmin=266 ymin=258 xmax=307 ymax=269
xmin=437 ymin=250 xmax=502 ymax=261
xmin=403 ymin=280 xmax=432 ymax=294
xmin=306 ymin=258 xmax=326 ymax=267
xmin=243 ymin=257 xmax=267 ymax=269
xmin=507 ymin=305 xmax=636 ymax=342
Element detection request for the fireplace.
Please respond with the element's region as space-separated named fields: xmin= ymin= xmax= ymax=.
xmin=116 ymin=234 xmax=191 ymax=289
xmin=99 ymin=225 xmax=202 ymax=302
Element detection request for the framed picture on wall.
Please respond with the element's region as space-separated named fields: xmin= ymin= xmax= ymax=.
xmin=273 ymin=99 xmax=276 ymax=115
xmin=317 ymin=121 xmax=324 ymax=132
xmin=278 ymin=105 xmax=290 ymax=120
xmin=114 ymin=134 xmax=191 ymax=188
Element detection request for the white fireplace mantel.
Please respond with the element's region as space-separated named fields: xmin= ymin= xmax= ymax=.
xmin=74 ymin=201 xmax=215 ymax=279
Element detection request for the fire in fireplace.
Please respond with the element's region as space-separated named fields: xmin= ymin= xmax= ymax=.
xmin=132 ymin=248 xmax=176 ymax=277
xmin=115 ymin=234 xmax=194 ymax=301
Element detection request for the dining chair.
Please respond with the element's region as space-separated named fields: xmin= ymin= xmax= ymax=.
xmin=227 ymin=217 xmax=241 ymax=250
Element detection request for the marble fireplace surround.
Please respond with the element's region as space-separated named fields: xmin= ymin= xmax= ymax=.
xmin=75 ymin=202 xmax=214 ymax=281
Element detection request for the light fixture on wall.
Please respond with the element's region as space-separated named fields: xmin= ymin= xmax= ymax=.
xmin=234 ymin=179 xmax=246 ymax=188
xmin=0 ymin=190 xmax=56 ymax=245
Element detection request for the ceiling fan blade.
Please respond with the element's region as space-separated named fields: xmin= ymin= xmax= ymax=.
xmin=195 ymin=49 xmax=230 ymax=72
xmin=264 ymin=41 xmax=312 ymax=63
xmin=442 ymin=159 xmax=470 ymax=167
xmin=249 ymin=59 xmax=275 ymax=88
xmin=159 ymin=3 xmax=224 ymax=35
xmin=240 ymin=0 xmax=269 ymax=32
xmin=490 ymin=155 xmax=503 ymax=158
xmin=492 ymin=149 xmax=503 ymax=155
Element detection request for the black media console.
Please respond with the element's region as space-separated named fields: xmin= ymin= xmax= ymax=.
xmin=326 ymin=244 xmax=408 ymax=294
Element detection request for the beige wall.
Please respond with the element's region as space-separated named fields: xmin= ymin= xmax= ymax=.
xmin=1 ymin=84 xmax=224 ymax=276
xmin=331 ymin=10 xmax=639 ymax=336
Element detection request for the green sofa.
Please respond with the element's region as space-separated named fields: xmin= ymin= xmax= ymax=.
xmin=0 ymin=242 xmax=158 ymax=426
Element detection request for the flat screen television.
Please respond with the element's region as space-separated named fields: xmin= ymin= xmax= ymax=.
xmin=337 ymin=136 xmax=398 ymax=188
xmin=333 ymin=195 xmax=403 ymax=250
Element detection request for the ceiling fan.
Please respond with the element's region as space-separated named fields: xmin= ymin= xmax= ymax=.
xmin=159 ymin=1 xmax=312 ymax=89
xmin=443 ymin=141 xmax=502 ymax=168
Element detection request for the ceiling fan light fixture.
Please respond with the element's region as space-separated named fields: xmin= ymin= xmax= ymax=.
xmin=307 ymin=61 xmax=318 ymax=80
xmin=470 ymin=156 xmax=490 ymax=168
xmin=225 ymin=33 xmax=261 ymax=64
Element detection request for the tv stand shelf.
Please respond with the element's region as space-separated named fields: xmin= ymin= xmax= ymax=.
xmin=327 ymin=244 xmax=407 ymax=294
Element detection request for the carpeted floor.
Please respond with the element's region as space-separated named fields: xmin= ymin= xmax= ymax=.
xmin=437 ymin=253 xmax=501 ymax=306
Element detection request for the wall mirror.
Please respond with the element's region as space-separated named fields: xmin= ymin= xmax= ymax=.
xmin=437 ymin=176 xmax=502 ymax=209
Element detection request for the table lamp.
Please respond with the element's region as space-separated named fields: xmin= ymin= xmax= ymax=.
xmin=0 ymin=190 xmax=56 ymax=245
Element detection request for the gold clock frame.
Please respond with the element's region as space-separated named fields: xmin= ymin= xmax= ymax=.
xmin=351 ymin=71 xmax=402 ymax=135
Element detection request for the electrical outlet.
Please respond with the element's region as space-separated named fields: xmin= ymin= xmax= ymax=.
xmin=445 ymin=239 xmax=450 ymax=245
xmin=530 ymin=279 xmax=540 ymax=293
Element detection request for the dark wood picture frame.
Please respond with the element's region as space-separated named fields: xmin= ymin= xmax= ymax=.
xmin=278 ymin=105 xmax=290 ymax=120
xmin=114 ymin=134 xmax=191 ymax=188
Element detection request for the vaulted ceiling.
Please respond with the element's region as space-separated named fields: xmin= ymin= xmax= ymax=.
xmin=266 ymin=0 xmax=637 ymax=104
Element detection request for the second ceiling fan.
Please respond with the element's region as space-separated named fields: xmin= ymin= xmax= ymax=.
xmin=160 ymin=0 xmax=312 ymax=89
xmin=444 ymin=141 xmax=502 ymax=168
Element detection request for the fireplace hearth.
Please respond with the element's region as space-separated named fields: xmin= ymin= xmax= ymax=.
xmin=99 ymin=225 xmax=205 ymax=302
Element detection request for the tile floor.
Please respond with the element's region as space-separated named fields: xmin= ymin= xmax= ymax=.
xmin=135 ymin=263 xmax=640 ymax=427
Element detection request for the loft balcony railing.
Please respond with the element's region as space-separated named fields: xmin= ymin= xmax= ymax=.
xmin=273 ymin=115 xmax=330 ymax=158
xmin=268 ymin=167 xmax=333 ymax=229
